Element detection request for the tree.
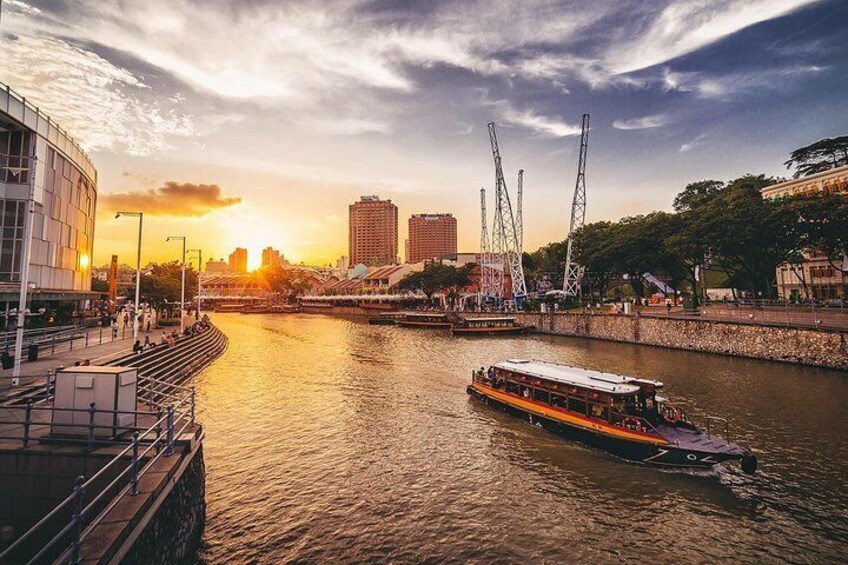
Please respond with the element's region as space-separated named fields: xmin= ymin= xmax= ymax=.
xmin=91 ymin=277 xmax=109 ymax=293
xmin=673 ymin=180 xmax=725 ymax=212
xmin=134 ymin=261 xmax=199 ymax=309
xmin=571 ymin=221 xmax=618 ymax=299
xmin=260 ymin=266 xmax=314 ymax=301
xmin=688 ymin=175 xmax=790 ymax=297
xmin=398 ymin=263 xmax=474 ymax=303
xmin=785 ymin=135 xmax=848 ymax=178
xmin=778 ymin=191 xmax=848 ymax=274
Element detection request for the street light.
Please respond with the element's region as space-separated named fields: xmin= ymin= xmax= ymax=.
xmin=166 ymin=236 xmax=186 ymax=332
xmin=115 ymin=211 xmax=143 ymax=342
xmin=187 ymin=248 xmax=203 ymax=318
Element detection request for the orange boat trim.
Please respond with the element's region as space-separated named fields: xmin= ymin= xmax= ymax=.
xmin=472 ymin=383 xmax=668 ymax=445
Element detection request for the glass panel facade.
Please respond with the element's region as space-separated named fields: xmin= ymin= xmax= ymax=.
xmin=0 ymin=200 xmax=26 ymax=281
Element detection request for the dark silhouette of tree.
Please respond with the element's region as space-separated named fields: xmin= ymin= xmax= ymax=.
xmin=785 ymin=135 xmax=848 ymax=178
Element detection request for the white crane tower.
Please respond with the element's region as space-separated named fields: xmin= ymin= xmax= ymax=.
xmin=563 ymin=113 xmax=590 ymax=297
xmin=487 ymin=122 xmax=527 ymax=308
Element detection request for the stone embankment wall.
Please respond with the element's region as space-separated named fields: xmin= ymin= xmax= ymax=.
xmin=478 ymin=312 xmax=848 ymax=370
xmin=301 ymin=305 xmax=847 ymax=369
xmin=123 ymin=446 xmax=206 ymax=564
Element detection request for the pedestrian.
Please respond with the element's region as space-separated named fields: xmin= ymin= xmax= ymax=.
xmin=133 ymin=340 xmax=142 ymax=354
xmin=111 ymin=321 xmax=118 ymax=339
xmin=146 ymin=318 xmax=152 ymax=333
xmin=666 ymin=300 xmax=672 ymax=315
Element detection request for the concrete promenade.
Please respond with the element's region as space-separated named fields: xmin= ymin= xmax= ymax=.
xmin=0 ymin=321 xmax=224 ymax=564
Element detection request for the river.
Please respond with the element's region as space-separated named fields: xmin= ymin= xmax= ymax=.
xmin=193 ymin=313 xmax=847 ymax=563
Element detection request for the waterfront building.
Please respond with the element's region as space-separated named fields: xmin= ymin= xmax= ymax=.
xmin=205 ymin=258 xmax=230 ymax=273
xmin=228 ymin=247 xmax=248 ymax=273
xmin=407 ymin=213 xmax=457 ymax=263
xmin=261 ymin=246 xmax=285 ymax=268
xmin=349 ymin=195 xmax=398 ymax=267
xmin=762 ymin=165 xmax=848 ymax=300
xmin=362 ymin=264 xmax=422 ymax=293
xmin=0 ymin=81 xmax=98 ymax=315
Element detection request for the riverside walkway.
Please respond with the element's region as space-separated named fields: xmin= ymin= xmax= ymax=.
xmin=0 ymin=321 xmax=227 ymax=564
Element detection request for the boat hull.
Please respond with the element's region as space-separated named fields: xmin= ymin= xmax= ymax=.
xmin=368 ymin=318 xmax=398 ymax=325
xmin=398 ymin=321 xmax=452 ymax=328
xmin=468 ymin=383 xmax=745 ymax=471
xmin=451 ymin=325 xmax=530 ymax=336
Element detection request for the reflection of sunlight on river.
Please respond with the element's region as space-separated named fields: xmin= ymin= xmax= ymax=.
xmin=195 ymin=314 xmax=848 ymax=564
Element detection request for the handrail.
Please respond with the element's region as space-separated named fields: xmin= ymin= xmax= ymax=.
xmin=0 ymin=327 xmax=224 ymax=564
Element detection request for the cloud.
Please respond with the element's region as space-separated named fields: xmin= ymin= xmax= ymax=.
xmin=100 ymin=182 xmax=242 ymax=217
xmin=603 ymin=0 xmax=819 ymax=74
xmin=680 ymin=133 xmax=709 ymax=153
xmin=498 ymin=103 xmax=582 ymax=138
xmin=0 ymin=33 xmax=195 ymax=155
xmin=613 ymin=114 xmax=670 ymax=130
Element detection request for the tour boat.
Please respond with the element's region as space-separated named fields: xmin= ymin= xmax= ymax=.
xmin=451 ymin=316 xmax=530 ymax=336
xmin=397 ymin=312 xmax=452 ymax=328
xmin=215 ymin=303 xmax=246 ymax=313
xmin=367 ymin=311 xmax=407 ymax=325
xmin=467 ymin=360 xmax=757 ymax=474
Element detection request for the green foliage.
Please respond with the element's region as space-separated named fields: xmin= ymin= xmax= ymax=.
xmin=133 ymin=261 xmax=199 ymax=307
xmin=785 ymin=135 xmax=848 ymax=178
xmin=91 ymin=277 xmax=109 ymax=293
xmin=398 ymin=263 xmax=475 ymax=299
xmin=560 ymin=173 xmax=821 ymax=299
xmin=260 ymin=266 xmax=314 ymax=301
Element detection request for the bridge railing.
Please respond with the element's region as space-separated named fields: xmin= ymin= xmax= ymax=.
xmin=0 ymin=391 xmax=196 ymax=564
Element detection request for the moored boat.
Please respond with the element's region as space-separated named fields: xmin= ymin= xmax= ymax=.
xmin=451 ymin=316 xmax=530 ymax=335
xmin=397 ymin=312 xmax=452 ymax=328
xmin=368 ymin=311 xmax=407 ymax=325
xmin=467 ymin=359 xmax=757 ymax=474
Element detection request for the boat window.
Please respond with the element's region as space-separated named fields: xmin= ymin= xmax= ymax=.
xmin=533 ymin=389 xmax=549 ymax=403
xmin=568 ymin=397 xmax=587 ymax=415
xmin=506 ymin=381 xmax=519 ymax=394
xmin=550 ymin=394 xmax=565 ymax=408
xmin=519 ymin=386 xmax=531 ymax=399
xmin=589 ymin=403 xmax=609 ymax=421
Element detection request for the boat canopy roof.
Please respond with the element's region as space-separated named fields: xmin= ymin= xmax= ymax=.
xmin=467 ymin=317 xmax=516 ymax=322
xmin=405 ymin=312 xmax=447 ymax=318
xmin=493 ymin=359 xmax=663 ymax=395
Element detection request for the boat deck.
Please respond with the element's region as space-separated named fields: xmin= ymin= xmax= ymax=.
xmin=656 ymin=423 xmax=744 ymax=455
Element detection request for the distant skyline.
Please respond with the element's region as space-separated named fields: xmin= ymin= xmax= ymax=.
xmin=1 ymin=0 xmax=847 ymax=269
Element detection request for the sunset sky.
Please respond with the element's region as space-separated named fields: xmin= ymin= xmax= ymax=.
xmin=1 ymin=0 xmax=847 ymax=270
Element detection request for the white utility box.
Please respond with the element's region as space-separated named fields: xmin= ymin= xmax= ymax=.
xmin=51 ymin=366 xmax=138 ymax=438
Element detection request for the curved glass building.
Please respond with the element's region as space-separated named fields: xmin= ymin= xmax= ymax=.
xmin=0 ymin=81 xmax=98 ymax=312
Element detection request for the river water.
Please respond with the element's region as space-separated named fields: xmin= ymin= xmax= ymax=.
xmin=194 ymin=314 xmax=847 ymax=563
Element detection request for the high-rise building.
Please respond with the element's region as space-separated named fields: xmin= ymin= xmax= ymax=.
xmin=349 ymin=195 xmax=398 ymax=266
xmin=407 ymin=213 xmax=457 ymax=263
xmin=229 ymin=247 xmax=248 ymax=273
xmin=261 ymin=246 xmax=283 ymax=268
xmin=206 ymin=258 xmax=230 ymax=273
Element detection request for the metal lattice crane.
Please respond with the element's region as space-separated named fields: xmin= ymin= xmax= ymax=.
xmin=479 ymin=187 xmax=495 ymax=298
xmin=563 ymin=113 xmax=590 ymax=297
xmin=516 ymin=169 xmax=524 ymax=253
xmin=488 ymin=122 xmax=527 ymax=307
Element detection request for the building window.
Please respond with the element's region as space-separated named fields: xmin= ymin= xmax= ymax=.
xmin=0 ymin=130 xmax=32 ymax=184
xmin=0 ymin=200 xmax=26 ymax=282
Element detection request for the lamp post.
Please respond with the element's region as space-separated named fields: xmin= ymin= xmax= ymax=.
xmin=166 ymin=236 xmax=186 ymax=332
xmin=5 ymin=154 xmax=37 ymax=385
xmin=187 ymin=248 xmax=202 ymax=319
xmin=115 ymin=212 xmax=143 ymax=342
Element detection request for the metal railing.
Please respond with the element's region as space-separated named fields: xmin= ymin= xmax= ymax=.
xmin=0 ymin=395 xmax=196 ymax=564
xmin=0 ymin=325 xmax=226 ymax=563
